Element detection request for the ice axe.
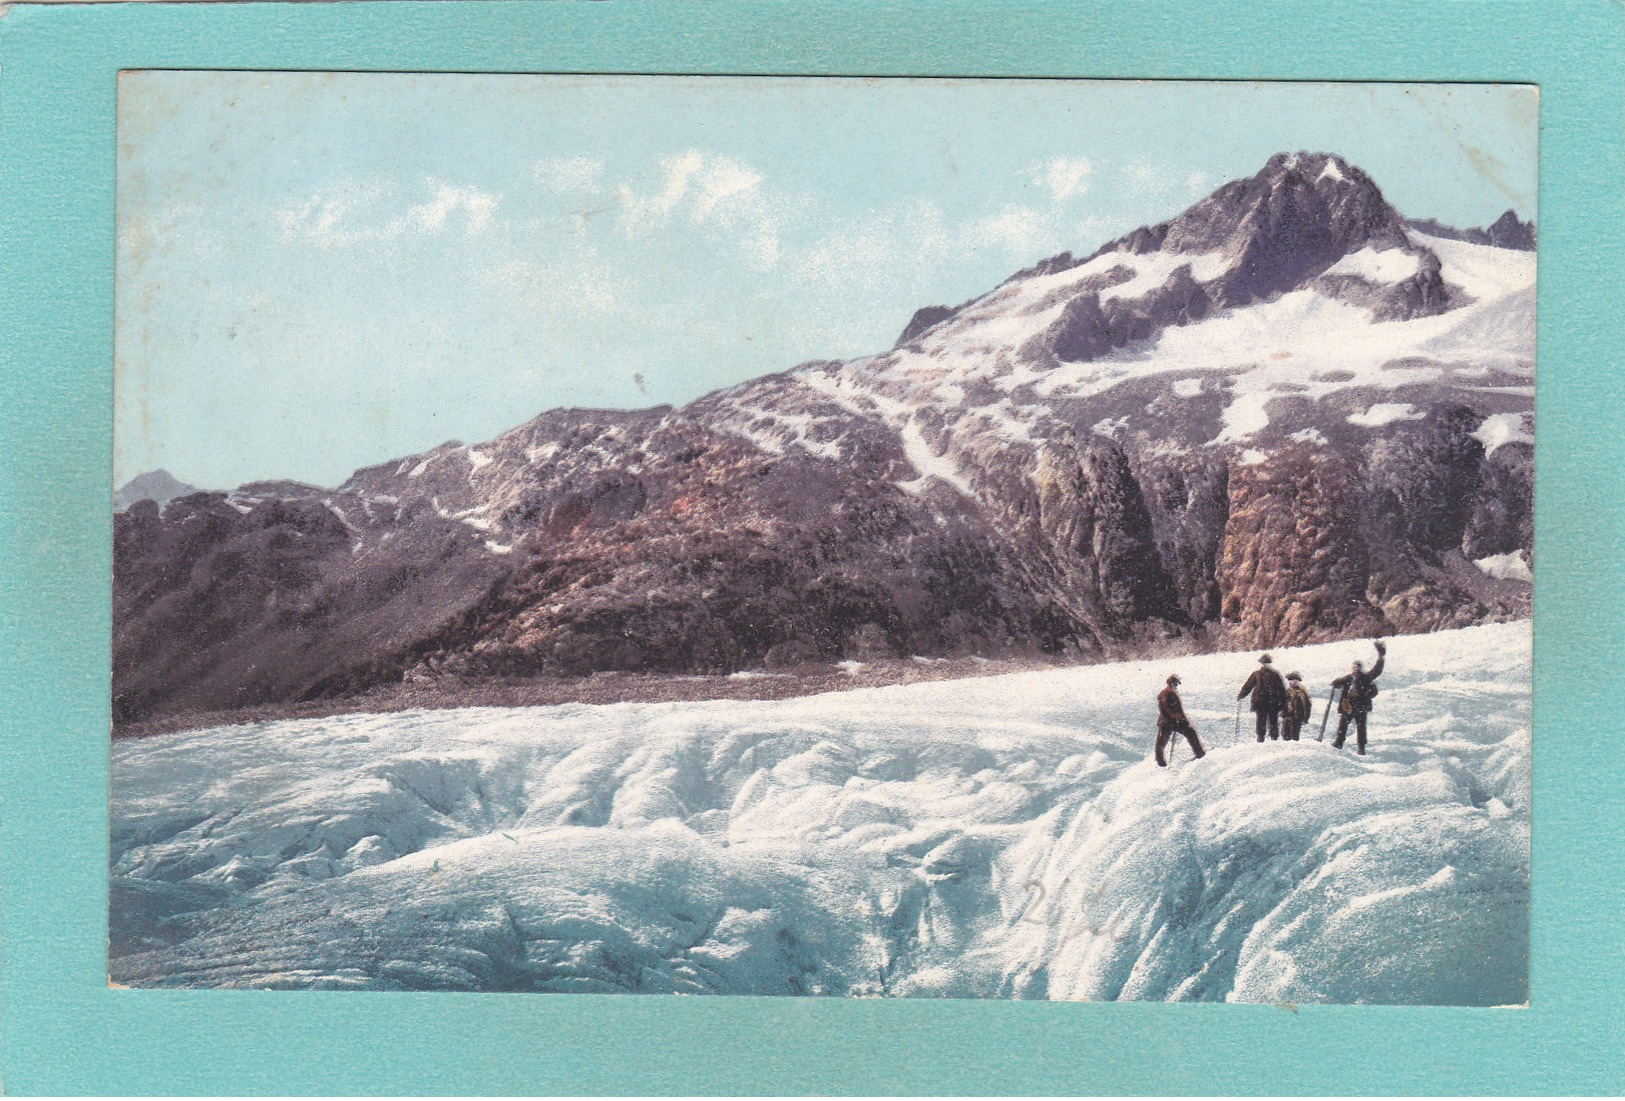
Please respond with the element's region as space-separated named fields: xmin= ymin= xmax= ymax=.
xmin=1318 ymin=685 xmax=1344 ymax=742
xmin=1233 ymin=699 xmax=1242 ymax=745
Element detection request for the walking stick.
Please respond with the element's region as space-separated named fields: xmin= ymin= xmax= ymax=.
xmin=1317 ymin=686 xmax=1342 ymax=742
xmin=1233 ymin=699 xmax=1241 ymax=745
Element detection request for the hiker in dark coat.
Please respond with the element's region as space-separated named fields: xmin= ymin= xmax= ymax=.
xmin=1155 ymin=675 xmax=1206 ymax=767
xmin=1331 ymin=640 xmax=1387 ymax=755
xmin=1237 ymin=653 xmax=1288 ymax=742
xmin=1282 ymin=671 xmax=1313 ymax=742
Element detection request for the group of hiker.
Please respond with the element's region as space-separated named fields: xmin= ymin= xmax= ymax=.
xmin=1154 ymin=639 xmax=1388 ymax=767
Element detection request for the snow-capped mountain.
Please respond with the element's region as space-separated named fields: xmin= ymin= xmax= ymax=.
xmin=114 ymin=152 xmax=1535 ymax=726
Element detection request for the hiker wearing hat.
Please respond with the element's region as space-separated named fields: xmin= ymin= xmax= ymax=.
xmin=1331 ymin=640 xmax=1388 ymax=754
xmin=1237 ymin=653 xmax=1288 ymax=742
xmin=1155 ymin=675 xmax=1206 ymax=767
xmin=1282 ymin=671 xmax=1313 ymax=742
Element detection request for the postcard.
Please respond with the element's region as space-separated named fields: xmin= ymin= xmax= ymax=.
xmin=109 ymin=73 xmax=1534 ymax=1005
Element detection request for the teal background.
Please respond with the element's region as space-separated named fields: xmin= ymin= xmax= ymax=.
xmin=0 ymin=0 xmax=1619 ymax=1094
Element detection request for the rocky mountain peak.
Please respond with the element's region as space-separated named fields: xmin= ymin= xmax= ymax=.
xmin=1157 ymin=151 xmax=1410 ymax=305
xmin=1486 ymin=209 xmax=1537 ymax=251
xmin=958 ymin=152 xmax=1456 ymax=371
xmin=900 ymin=153 xmax=1474 ymax=366
xmin=114 ymin=469 xmax=202 ymax=512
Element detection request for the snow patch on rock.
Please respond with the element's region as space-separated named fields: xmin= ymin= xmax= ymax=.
xmin=1348 ymin=403 xmax=1426 ymax=428
xmin=896 ymin=419 xmax=974 ymax=498
xmin=1213 ymin=392 xmax=1272 ymax=443
xmin=1472 ymin=412 xmax=1533 ymax=455
xmin=1096 ymin=250 xmax=1229 ymax=303
xmin=1474 ymin=551 xmax=1532 ymax=583
xmin=1325 ymin=246 xmax=1420 ymax=284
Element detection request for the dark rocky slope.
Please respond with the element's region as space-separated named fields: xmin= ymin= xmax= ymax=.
xmin=114 ymin=153 xmax=1534 ymax=727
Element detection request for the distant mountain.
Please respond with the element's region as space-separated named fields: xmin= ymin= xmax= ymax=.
xmin=113 ymin=152 xmax=1535 ymax=727
xmin=1406 ymin=209 xmax=1537 ymax=252
xmin=114 ymin=469 xmax=200 ymax=512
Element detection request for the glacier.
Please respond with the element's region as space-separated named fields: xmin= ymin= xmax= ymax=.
xmin=110 ymin=621 xmax=1530 ymax=1004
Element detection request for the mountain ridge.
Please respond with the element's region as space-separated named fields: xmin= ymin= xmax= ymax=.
xmin=114 ymin=152 xmax=1535 ymax=727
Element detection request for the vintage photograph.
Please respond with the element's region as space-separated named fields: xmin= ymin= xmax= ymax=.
xmin=110 ymin=74 xmax=1534 ymax=1003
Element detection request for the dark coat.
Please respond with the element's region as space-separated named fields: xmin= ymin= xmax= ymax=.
xmin=1285 ymin=684 xmax=1313 ymax=723
xmin=1332 ymin=653 xmax=1385 ymax=714
xmin=1158 ymin=686 xmax=1191 ymax=731
xmin=1238 ymin=666 xmax=1287 ymax=713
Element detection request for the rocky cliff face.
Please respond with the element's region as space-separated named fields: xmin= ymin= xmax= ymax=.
xmin=1218 ymin=447 xmax=1384 ymax=649
xmin=114 ymin=152 xmax=1535 ymax=726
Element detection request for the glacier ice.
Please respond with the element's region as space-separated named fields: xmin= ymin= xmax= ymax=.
xmin=110 ymin=622 xmax=1530 ymax=1003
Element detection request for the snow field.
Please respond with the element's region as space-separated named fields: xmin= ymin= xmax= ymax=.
xmin=925 ymin=228 xmax=1533 ymax=442
xmin=111 ymin=622 xmax=1530 ymax=1003
xmin=1324 ymin=245 xmax=1420 ymax=284
xmin=692 ymin=223 xmax=1534 ymax=507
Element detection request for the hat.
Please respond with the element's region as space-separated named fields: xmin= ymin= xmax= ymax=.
xmin=1287 ymin=671 xmax=1302 ymax=681
xmin=1258 ymin=653 xmax=1273 ymax=664
xmin=1166 ymin=674 xmax=1181 ymax=685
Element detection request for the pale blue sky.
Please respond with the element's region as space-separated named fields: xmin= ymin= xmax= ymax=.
xmin=115 ymin=74 xmax=1537 ymax=489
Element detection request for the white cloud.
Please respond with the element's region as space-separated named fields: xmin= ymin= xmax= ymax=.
xmin=1123 ymin=158 xmax=1219 ymax=207
xmin=793 ymin=192 xmax=1095 ymax=299
xmin=615 ymin=151 xmax=701 ymax=230
xmin=1070 ymin=214 xmax=1111 ymax=247
xmin=616 ymin=151 xmax=769 ymax=232
xmin=793 ymin=198 xmax=952 ymax=291
xmin=533 ymin=156 xmax=605 ymax=193
xmin=795 ymin=221 xmax=891 ymax=288
xmin=277 ymin=179 xmax=500 ymax=247
xmin=1031 ymin=157 xmax=1093 ymax=201
xmin=275 ymin=180 xmax=385 ymax=247
xmin=972 ymin=204 xmax=1049 ymax=256
xmin=741 ymin=217 xmax=782 ymax=268
xmin=1124 ymin=158 xmax=1166 ymax=189
xmin=393 ymin=184 xmax=497 ymax=235
xmin=613 ymin=151 xmax=785 ymax=270
xmin=691 ymin=158 xmax=764 ymax=222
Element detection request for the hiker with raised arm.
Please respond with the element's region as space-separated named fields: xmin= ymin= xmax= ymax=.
xmin=1155 ymin=675 xmax=1207 ymax=767
xmin=1237 ymin=653 xmax=1287 ymax=743
xmin=1330 ymin=640 xmax=1388 ymax=755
